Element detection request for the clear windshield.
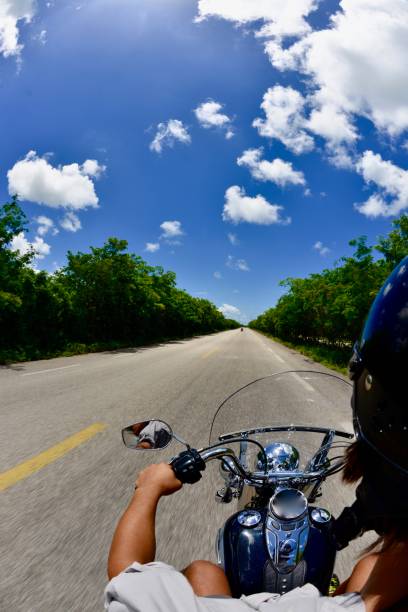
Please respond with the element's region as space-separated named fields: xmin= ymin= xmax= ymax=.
xmin=209 ymin=371 xmax=354 ymax=472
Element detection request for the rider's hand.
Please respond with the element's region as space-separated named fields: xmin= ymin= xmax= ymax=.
xmin=135 ymin=462 xmax=182 ymax=497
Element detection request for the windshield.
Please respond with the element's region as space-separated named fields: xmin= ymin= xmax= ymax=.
xmin=209 ymin=371 xmax=353 ymax=472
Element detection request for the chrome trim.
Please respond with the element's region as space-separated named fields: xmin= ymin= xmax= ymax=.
xmin=311 ymin=507 xmax=331 ymax=524
xmin=237 ymin=510 xmax=262 ymax=527
xmin=200 ymin=447 xmax=248 ymax=478
xmin=270 ymin=489 xmax=308 ymax=521
xmin=216 ymin=526 xmax=225 ymax=568
xmin=265 ymin=488 xmax=310 ymax=574
xmin=259 ymin=442 xmax=300 ymax=472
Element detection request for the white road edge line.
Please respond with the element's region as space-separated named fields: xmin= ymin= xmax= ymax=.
xmin=291 ymin=372 xmax=315 ymax=393
xmin=267 ymin=348 xmax=285 ymax=364
xmin=21 ymin=364 xmax=80 ymax=377
xmin=112 ymin=353 xmax=137 ymax=359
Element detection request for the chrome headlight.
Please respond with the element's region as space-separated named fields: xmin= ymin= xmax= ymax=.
xmin=258 ymin=442 xmax=300 ymax=472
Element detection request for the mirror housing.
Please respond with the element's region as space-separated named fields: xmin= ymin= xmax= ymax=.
xmin=122 ymin=420 xmax=173 ymax=450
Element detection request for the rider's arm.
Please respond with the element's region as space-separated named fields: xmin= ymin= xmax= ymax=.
xmin=107 ymin=463 xmax=182 ymax=580
xmin=360 ymin=541 xmax=408 ymax=612
xmin=335 ymin=541 xmax=408 ymax=611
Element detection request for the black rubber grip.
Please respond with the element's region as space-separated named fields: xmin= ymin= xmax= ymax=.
xmin=170 ymin=449 xmax=206 ymax=484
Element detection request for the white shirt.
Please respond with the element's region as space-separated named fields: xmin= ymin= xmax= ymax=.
xmin=104 ymin=562 xmax=365 ymax=612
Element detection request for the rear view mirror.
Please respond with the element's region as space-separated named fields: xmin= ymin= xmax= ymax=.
xmin=122 ymin=420 xmax=173 ymax=450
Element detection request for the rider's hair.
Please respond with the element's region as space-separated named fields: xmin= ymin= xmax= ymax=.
xmin=342 ymin=440 xmax=408 ymax=551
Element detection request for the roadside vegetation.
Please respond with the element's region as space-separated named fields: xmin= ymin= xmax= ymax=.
xmin=249 ymin=216 xmax=408 ymax=373
xmin=0 ymin=199 xmax=239 ymax=364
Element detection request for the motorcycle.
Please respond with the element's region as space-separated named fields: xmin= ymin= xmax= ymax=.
xmin=122 ymin=370 xmax=354 ymax=597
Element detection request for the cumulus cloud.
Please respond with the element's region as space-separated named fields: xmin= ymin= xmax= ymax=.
xmin=223 ymin=185 xmax=290 ymax=226
xmin=194 ymin=100 xmax=233 ymax=138
xmin=213 ymin=271 xmax=222 ymax=279
xmin=265 ymin=0 xmax=408 ymax=140
xmin=150 ymin=120 xmax=191 ymax=153
xmin=203 ymin=1 xmax=408 ymax=168
xmin=226 ymin=255 xmax=250 ymax=272
xmin=195 ymin=0 xmax=317 ymax=39
xmin=145 ymin=242 xmax=160 ymax=253
xmin=10 ymin=232 xmax=50 ymax=260
xmin=253 ymin=86 xmax=314 ymax=155
xmin=0 ymin=0 xmax=36 ymax=59
xmin=218 ymin=303 xmax=241 ymax=317
xmin=60 ymin=211 xmax=82 ymax=232
xmin=237 ymin=148 xmax=305 ymax=187
xmin=355 ymin=150 xmax=408 ymax=217
xmin=81 ymin=159 xmax=106 ymax=178
xmin=35 ymin=215 xmax=58 ymax=236
xmin=160 ymin=220 xmax=184 ymax=239
xmin=314 ymin=241 xmax=331 ymax=256
xmin=7 ymin=151 xmax=104 ymax=209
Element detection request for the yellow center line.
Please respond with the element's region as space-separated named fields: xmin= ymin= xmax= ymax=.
xmin=0 ymin=422 xmax=107 ymax=492
xmin=202 ymin=347 xmax=220 ymax=359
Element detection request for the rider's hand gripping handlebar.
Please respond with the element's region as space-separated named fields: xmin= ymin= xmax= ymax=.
xmin=170 ymin=449 xmax=206 ymax=484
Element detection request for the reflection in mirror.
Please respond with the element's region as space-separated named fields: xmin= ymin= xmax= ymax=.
xmin=122 ymin=420 xmax=173 ymax=450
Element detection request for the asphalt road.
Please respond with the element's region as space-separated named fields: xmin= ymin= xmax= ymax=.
xmin=0 ymin=329 xmax=372 ymax=611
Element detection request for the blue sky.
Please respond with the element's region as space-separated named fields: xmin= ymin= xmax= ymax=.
xmin=2 ymin=0 xmax=408 ymax=323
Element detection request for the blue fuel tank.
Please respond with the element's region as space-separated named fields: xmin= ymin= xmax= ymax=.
xmin=221 ymin=507 xmax=336 ymax=597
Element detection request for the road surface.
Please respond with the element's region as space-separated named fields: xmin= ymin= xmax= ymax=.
xmin=0 ymin=329 xmax=372 ymax=611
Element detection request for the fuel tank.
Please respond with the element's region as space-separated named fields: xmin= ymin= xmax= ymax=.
xmin=219 ymin=507 xmax=336 ymax=597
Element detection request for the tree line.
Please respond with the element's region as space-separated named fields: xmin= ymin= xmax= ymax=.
xmin=0 ymin=199 xmax=239 ymax=363
xmin=249 ymin=216 xmax=408 ymax=349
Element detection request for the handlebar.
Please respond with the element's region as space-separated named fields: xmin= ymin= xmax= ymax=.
xmin=171 ymin=438 xmax=348 ymax=485
xmin=219 ymin=425 xmax=354 ymax=441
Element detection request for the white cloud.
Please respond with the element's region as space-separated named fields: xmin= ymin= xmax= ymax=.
xmin=355 ymin=150 xmax=408 ymax=217
xmin=307 ymin=105 xmax=357 ymax=145
xmin=10 ymin=231 xmax=50 ymax=260
xmin=81 ymin=159 xmax=106 ymax=178
xmin=35 ymin=215 xmax=58 ymax=236
xmin=253 ymin=86 xmax=314 ymax=155
xmin=213 ymin=271 xmax=222 ymax=279
xmin=150 ymin=120 xmax=191 ymax=153
xmin=0 ymin=0 xmax=36 ymax=59
xmin=60 ymin=211 xmax=82 ymax=232
xmin=354 ymin=194 xmax=389 ymax=218
xmin=195 ymin=0 xmax=317 ymax=39
xmin=226 ymin=255 xmax=250 ymax=272
xmin=145 ymin=242 xmax=160 ymax=253
xmin=7 ymin=151 xmax=103 ymax=209
xmin=194 ymin=100 xmax=233 ymax=138
xmin=199 ymin=0 xmax=408 ymax=174
xmin=218 ymin=303 xmax=241 ymax=317
xmin=237 ymin=147 xmax=305 ymax=187
xmin=266 ymin=0 xmax=408 ymax=139
xmin=33 ymin=28 xmax=47 ymax=45
xmin=160 ymin=220 xmax=184 ymax=239
xmin=227 ymin=232 xmax=239 ymax=245
xmin=223 ymin=185 xmax=290 ymax=225
xmin=314 ymin=241 xmax=331 ymax=256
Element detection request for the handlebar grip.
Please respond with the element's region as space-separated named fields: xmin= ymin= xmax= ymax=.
xmin=170 ymin=449 xmax=206 ymax=484
xmin=333 ymin=501 xmax=365 ymax=550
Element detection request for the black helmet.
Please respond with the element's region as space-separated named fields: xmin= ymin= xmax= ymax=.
xmin=349 ymin=256 xmax=408 ymax=476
